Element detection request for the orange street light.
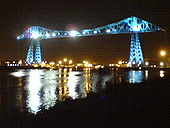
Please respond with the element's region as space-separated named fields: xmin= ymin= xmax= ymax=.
xmin=160 ymin=50 xmax=166 ymax=57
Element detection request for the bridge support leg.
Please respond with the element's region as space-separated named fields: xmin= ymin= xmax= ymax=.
xmin=26 ymin=40 xmax=34 ymax=64
xmin=129 ymin=33 xmax=144 ymax=66
xmin=26 ymin=39 xmax=42 ymax=64
xmin=35 ymin=40 xmax=42 ymax=64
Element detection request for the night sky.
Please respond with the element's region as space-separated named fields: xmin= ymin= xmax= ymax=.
xmin=0 ymin=0 xmax=169 ymax=64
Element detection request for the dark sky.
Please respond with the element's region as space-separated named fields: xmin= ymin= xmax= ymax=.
xmin=0 ymin=0 xmax=169 ymax=64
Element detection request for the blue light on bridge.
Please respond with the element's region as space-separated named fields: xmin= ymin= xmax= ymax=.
xmin=17 ymin=16 xmax=162 ymax=65
xmin=45 ymin=33 xmax=50 ymax=38
xmin=106 ymin=29 xmax=111 ymax=33
xmin=70 ymin=30 xmax=78 ymax=37
xmin=31 ymin=31 xmax=40 ymax=39
xmin=17 ymin=36 xmax=20 ymax=40
xmin=52 ymin=33 xmax=56 ymax=37
xmin=132 ymin=25 xmax=141 ymax=32
xmin=82 ymin=31 xmax=86 ymax=34
xmin=93 ymin=31 xmax=97 ymax=34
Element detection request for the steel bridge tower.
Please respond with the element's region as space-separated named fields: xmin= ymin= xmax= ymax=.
xmin=26 ymin=40 xmax=42 ymax=64
xmin=129 ymin=33 xmax=144 ymax=65
xmin=17 ymin=16 xmax=162 ymax=65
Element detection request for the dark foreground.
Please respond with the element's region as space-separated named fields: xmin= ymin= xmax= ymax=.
xmin=1 ymin=76 xmax=170 ymax=128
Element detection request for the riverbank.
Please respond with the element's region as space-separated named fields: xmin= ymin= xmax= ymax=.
xmin=1 ymin=75 xmax=170 ymax=128
xmin=0 ymin=65 xmax=170 ymax=71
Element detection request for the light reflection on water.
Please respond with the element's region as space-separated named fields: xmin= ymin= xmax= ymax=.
xmin=128 ymin=70 xmax=144 ymax=83
xmin=160 ymin=70 xmax=164 ymax=77
xmin=8 ymin=68 xmax=165 ymax=114
xmin=145 ymin=70 xmax=149 ymax=80
xmin=42 ymin=70 xmax=58 ymax=109
xmin=26 ymin=70 xmax=44 ymax=114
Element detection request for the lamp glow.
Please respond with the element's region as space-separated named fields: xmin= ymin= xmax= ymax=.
xmin=70 ymin=31 xmax=77 ymax=37
xmin=106 ymin=29 xmax=111 ymax=33
xmin=160 ymin=62 xmax=164 ymax=66
xmin=63 ymin=58 xmax=67 ymax=62
xmin=118 ymin=61 xmax=122 ymax=65
xmin=46 ymin=33 xmax=50 ymax=38
xmin=32 ymin=32 xmax=39 ymax=39
xmin=160 ymin=50 xmax=166 ymax=57
xmin=52 ymin=33 xmax=56 ymax=37
xmin=69 ymin=60 xmax=73 ymax=64
xmin=132 ymin=25 xmax=141 ymax=31
xmin=58 ymin=61 xmax=62 ymax=64
xmin=145 ymin=62 xmax=149 ymax=66
xmin=94 ymin=31 xmax=97 ymax=34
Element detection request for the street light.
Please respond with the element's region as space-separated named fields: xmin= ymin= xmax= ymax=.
xmin=160 ymin=50 xmax=167 ymax=67
xmin=58 ymin=61 xmax=62 ymax=64
xmin=69 ymin=60 xmax=73 ymax=64
xmin=160 ymin=50 xmax=166 ymax=57
xmin=63 ymin=58 xmax=67 ymax=62
xmin=145 ymin=62 xmax=149 ymax=66
xmin=118 ymin=61 xmax=122 ymax=65
xmin=160 ymin=62 xmax=164 ymax=66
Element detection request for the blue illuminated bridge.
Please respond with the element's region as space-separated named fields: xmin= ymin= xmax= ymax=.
xmin=17 ymin=16 xmax=162 ymax=66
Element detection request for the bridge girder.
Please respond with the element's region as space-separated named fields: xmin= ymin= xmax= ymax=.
xmin=17 ymin=16 xmax=161 ymax=40
xmin=17 ymin=16 xmax=162 ymax=65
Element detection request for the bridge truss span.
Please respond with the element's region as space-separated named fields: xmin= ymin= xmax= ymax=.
xmin=17 ymin=16 xmax=162 ymax=65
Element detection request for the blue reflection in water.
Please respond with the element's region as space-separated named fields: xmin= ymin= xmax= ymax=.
xmin=25 ymin=70 xmax=44 ymax=114
xmin=67 ymin=71 xmax=80 ymax=99
xmin=10 ymin=69 xmax=26 ymax=78
xmin=9 ymin=68 xmax=153 ymax=114
xmin=25 ymin=70 xmax=58 ymax=114
xmin=128 ymin=70 xmax=144 ymax=83
xmin=42 ymin=70 xmax=58 ymax=109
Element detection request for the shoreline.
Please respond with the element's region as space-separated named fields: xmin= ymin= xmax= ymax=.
xmin=0 ymin=65 xmax=170 ymax=71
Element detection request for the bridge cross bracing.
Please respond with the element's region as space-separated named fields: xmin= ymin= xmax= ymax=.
xmin=17 ymin=16 xmax=162 ymax=66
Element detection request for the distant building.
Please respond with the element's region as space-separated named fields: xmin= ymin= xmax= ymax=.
xmin=1 ymin=60 xmax=25 ymax=66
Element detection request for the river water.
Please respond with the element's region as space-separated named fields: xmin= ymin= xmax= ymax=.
xmin=0 ymin=68 xmax=165 ymax=115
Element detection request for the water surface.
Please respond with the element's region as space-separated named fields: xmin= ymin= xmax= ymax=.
xmin=0 ymin=68 xmax=165 ymax=115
